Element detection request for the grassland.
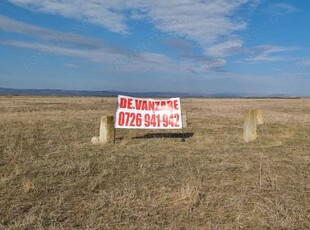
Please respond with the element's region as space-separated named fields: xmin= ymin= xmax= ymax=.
xmin=0 ymin=96 xmax=309 ymax=229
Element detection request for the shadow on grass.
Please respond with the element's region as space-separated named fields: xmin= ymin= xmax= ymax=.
xmin=133 ymin=132 xmax=194 ymax=141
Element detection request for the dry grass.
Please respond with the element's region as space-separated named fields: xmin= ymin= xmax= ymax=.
xmin=0 ymin=96 xmax=309 ymax=229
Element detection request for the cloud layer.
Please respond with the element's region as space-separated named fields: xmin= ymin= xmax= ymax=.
xmin=1 ymin=0 xmax=300 ymax=76
xmin=7 ymin=0 xmax=257 ymax=54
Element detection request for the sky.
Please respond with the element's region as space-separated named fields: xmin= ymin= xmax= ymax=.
xmin=0 ymin=0 xmax=310 ymax=95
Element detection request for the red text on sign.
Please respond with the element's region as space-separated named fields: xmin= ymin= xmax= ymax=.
xmin=119 ymin=97 xmax=179 ymax=111
xmin=117 ymin=112 xmax=180 ymax=128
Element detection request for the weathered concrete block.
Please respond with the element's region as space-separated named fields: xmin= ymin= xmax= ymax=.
xmin=99 ymin=115 xmax=115 ymax=144
xmin=182 ymin=107 xmax=188 ymax=128
xmin=243 ymin=109 xmax=257 ymax=142
xmin=255 ymin=109 xmax=264 ymax=125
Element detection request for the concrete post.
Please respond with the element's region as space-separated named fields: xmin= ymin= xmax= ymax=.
xmin=99 ymin=115 xmax=115 ymax=144
xmin=243 ymin=109 xmax=257 ymax=142
xmin=182 ymin=107 xmax=188 ymax=128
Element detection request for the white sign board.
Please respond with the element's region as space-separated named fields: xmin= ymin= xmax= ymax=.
xmin=115 ymin=95 xmax=182 ymax=129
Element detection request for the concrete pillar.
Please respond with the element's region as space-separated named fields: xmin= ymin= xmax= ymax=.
xmin=182 ymin=107 xmax=188 ymax=128
xmin=99 ymin=115 xmax=115 ymax=144
xmin=243 ymin=109 xmax=257 ymax=142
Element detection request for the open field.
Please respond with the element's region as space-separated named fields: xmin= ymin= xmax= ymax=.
xmin=0 ymin=96 xmax=309 ymax=229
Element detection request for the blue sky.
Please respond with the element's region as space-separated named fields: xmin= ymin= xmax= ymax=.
xmin=0 ymin=0 xmax=310 ymax=95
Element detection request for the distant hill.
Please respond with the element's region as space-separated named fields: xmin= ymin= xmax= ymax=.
xmin=0 ymin=87 xmax=305 ymax=98
xmin=0 ymin=88 xmax=194 ymax=97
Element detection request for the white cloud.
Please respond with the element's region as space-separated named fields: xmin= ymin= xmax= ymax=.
xmin=201 ymin=58 xmax=226 ymax=71
xmin=0 ymin=15 xmax=105 ymax=49
xmin=0 ymin=14 xmax=230 ymax=73
xmin=268 ymin=3 xmax=298 ymax=15
xmin=134 ymin=0 xmax=249 ymax=46
xmin=295 ymin=56 xmax=310 ymax=69
xmin=3 ymin=1 xmax=302 ymax=74
xmin=7 ymin=0 xmax=259 ymax=54
xmin=245 ymin=45 xmax=297 ymax=62
xmin=206 ymin=38 xmax=243 ymax=57
xmin=8 ymin=0 xmax=128 ymax=33
xmin=0 ymin=39 xmax=204 ymax=74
